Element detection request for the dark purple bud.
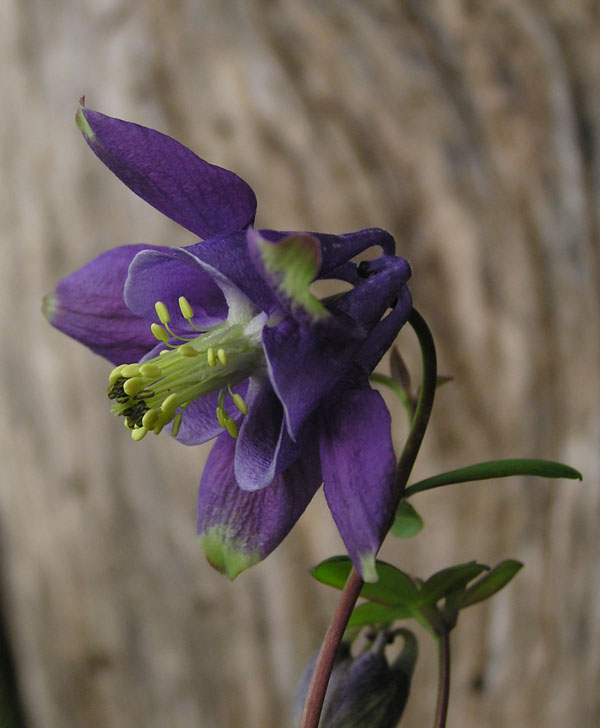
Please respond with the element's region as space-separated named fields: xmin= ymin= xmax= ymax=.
xmin=294 ymin=630 xmax=417 ymax=728
xmin=292 ymin=642 xmax=353 ymax=725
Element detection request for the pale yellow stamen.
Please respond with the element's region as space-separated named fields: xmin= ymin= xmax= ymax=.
xmin=109 ymin=364 xmax=126 ymax=383
xmin=216 ymin=407 xmax=227 ymax=428
xmin=178 ymin=344 xmax=198 ymax=357
xmin=151 ymin=323 xmax=170 ymax=343
xmin=225 ymin=418 xmax=238 ymax=438
xmin=217 ymin=348 xmax=228 ymax=365
xmin=131 ymin=427 xmax=148 ymax=442
xmin=140 ymin=363 xmax=162 ymax=379
xmin=161 ymin=393 xmax=179 ymax=412
xmin=142 ymin=408 xmax=160 ymax=429
xmin=123 ymin=377 xmax=145 ymax=396
xmin=207 ymin=347 xmax=217 ymax=367
xmin=232 ymin=393 xmax=248 ymax=415
xmin=178 ymin=296 xmax=194 ymax=320
xmin=154 ymin=301 xmax=170 ymax=325
xmin=172 ymin=413 xmax=183 ymax=437
xmin=121 ymin=363 xmax=140 ymax=378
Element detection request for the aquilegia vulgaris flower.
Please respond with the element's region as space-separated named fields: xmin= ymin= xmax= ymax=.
xmin=43 ymin=102 xmax=412 ymax=582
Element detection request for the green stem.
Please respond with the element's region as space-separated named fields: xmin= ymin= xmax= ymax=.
xmin=299 ymin=309 xmax=438 ymax=728
xmin=433 ymin=631 xmax=451 ymax=728
xmin=391 ymin=308 xmax=437 ymax=514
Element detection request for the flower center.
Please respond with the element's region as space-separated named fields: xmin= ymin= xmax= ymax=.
xmin=108 ymin=296 xmax=264 ymax=441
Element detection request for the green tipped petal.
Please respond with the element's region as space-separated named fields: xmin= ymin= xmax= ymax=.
xmin=359 ymin=553 xmax=379 ymax=584
xmin=249 ymin=230 xmax=329 ymax=321
xmin=199 ymin=526 xmax=260 ymax=581
xmin=41 ymin=292 xmax=59 ymax=323
xmin=75 ymin=105 xmax=95 ymax=141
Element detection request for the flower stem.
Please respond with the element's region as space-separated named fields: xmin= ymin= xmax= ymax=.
xmin=391 ymin=308 xmax=438 ymax=511
xmin=299 ymin=308 xmax=438 ymax=728
xmin=298 ymin=569 xmax=364 ymax=728
xmin=433 ymin=631 xmax=451 ymax=728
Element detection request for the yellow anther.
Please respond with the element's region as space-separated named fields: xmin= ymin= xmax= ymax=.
xmin=131 ymin=427 xmax=148 ymax=442
xmin=217 ymin=348 xmax=228 ymax=365
xmin=121 ymin=363 xmax=141 ymax=378
xmin=159 ymin=350 xmax=169 ymax=356
xmin=225 ymin=418 xmax=238 ymax=439
xmin=109 ymin=364 xmax=126 ymax=383
xmin=140 ymin=363 xmax=162 ymax=379
xmin=178 ymin=296 xmax=194 ymax=320
xmin=232 ymin=393 xmax=248 ymax=415
xmin=123 ymin=377 xmax=145 ymax=396
xmin=207 ymin=347 xmax=217 ymax=367
xmin=172 ymin=413 xmax=183 ymax=437
xmin=216 ymin=407 xmax=227 ymax=429
xmin=178 ymin=344 xmax=198 ymax=357
xmin=161 ymin=393 xmax=179 ymax=412
xmin=151 ymin=323 xmax=170 ymax=343
xmin=153 ymin=421 xmax=165 ymax=436
xmin=142 ymin=408 xmax=160 ymax=429
xmin=154 ymin=301 xmax=170 ymax=325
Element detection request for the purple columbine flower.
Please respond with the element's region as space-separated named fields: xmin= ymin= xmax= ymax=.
xmin=43 ymin=103 xmax=412 ymax=582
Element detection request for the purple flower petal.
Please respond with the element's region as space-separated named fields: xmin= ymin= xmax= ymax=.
xmin=234 ymin=378 xmax=307 ymax=490
xmin=77 ymin=105 xmax=257 ymax=239
xmin=332 ymin=255 xmax=412 ymax=331
xmin=184 ymin=232 xmax=279 ymax=314
xmin=124 ymin=247 xmax=229 ymax=330
xmin=258 ymin=228 xmax=397 ymax=281
xmin=262 ymin=316 xmax=363 ymax=440
xmin=355 ymin=287 xmax=413 ymax=373
xmin=319 ymin=383 xmax=396 ymax=582
xmin=198 ymin=433 xmax=322 ymax=579
xmin=43 ymin=245 xmax=161 ymax=365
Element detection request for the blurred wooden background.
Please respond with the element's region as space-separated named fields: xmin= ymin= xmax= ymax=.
xmin=1 ymin=0 xmax=599 ymax=726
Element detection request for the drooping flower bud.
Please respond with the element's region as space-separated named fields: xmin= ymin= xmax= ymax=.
xmin=293 ymin=629 xmax=417 ymax=728
xmin=292 ymin=642 xmax=353 ymax=726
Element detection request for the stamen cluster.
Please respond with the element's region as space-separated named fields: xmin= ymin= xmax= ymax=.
xmin=107 ymin=296 xmax=258 ymax=441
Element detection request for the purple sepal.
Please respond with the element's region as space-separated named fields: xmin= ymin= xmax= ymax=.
xmin=124 ymin=247 xmax=229 ymax=331
xmin=332 ymin=255 xmax=412 ymax=331
xmin=43 ymin=245 xmax=162 ymax=365
xmin=78 ymin=106 xmax=257 ymax=239
xmin=262 ymin=316 xmax=363 ymax=440
xmin=319 ymin=382 xmax=396 ymax=582
xmin=183 ymin=232 xmax=279 ymax=315
xmin=234 ymin=378 xmax=308 ymax=490
xmin=355 ymin=287 xmax=413 ymax=373
xmin=198 ymin=433 xmax=322 ymax=579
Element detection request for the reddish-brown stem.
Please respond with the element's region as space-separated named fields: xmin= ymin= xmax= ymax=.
xmin=298 ymin=568 xmax=364 ymax=728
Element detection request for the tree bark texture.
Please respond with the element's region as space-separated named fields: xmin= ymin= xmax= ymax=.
xmin=1 ymin=1 xmax=599 ymax=726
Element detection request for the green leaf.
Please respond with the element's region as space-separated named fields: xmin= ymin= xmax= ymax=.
xmin=348 ymin=602 xmax=415 ymax=628
xmin=404 ymin=459 xmax=582 ymax=498
xmin=390 ymin=501 xmax=424 ymax=539
xmin=458 ymin=560 xmax=523 ymax=609
xmin=310 ymin=556 xmax=420 ymax=607
xmin=419 ymin=562 xmax=489 ymax=606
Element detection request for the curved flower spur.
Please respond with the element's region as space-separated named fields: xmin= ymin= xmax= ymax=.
xmin=44 ymin=103 xmax=412 ymax=582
